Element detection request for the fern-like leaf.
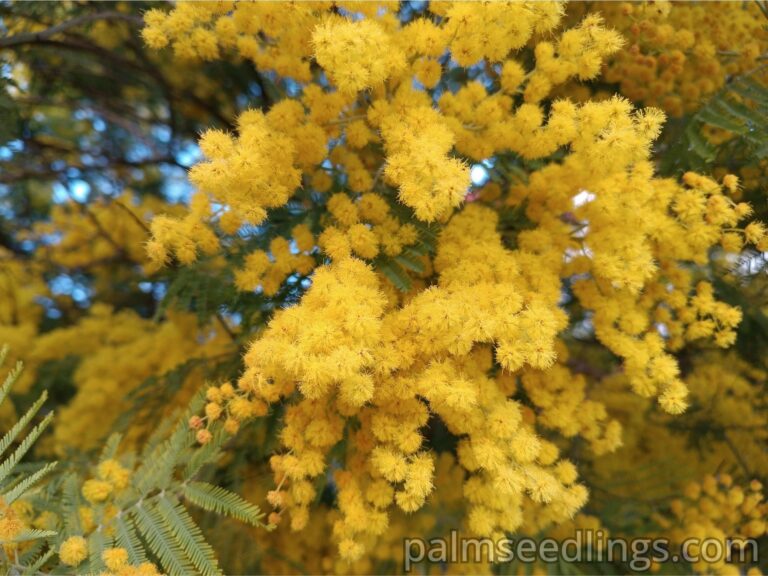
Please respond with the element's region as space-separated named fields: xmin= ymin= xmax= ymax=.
xmin=135 ymin=427 xmax=187 ymax=494
xmin=0 ymin=391 xmax=47 ymax=461
xmin=394 ymin=253 xmax=426 ymax=274
xmin=133 ymin=503 xmax=196 ymax=575
xmin=156 ymin=495 xmax=222 ymax=576
xmin=0 ymin=345 xmax=21 ymax=407
xmin=0 ymin=410 xmax=54 ymax=487
xmin=18 ymin=539 xmax=45 ymax=564
xmin=684 ymin=70 xmax=768 ymax=164
xmin=60 ymin=472 xmax=84 ymax=534
xmin=3 ymin=461 xmax=57 ymax=505
xmin=6 ymin=529 xmax=57 ymax=543
xmin=0 ymin=350 xmax=58 ymax=555
xmin=376 ymin=257 xmax=413 ymax=292
xmin=26 ymin=548 xmax=55 ymax=572
xmin=135 ymin=390 xmax=207 ymax=494
xmin=184 ymin=426 xmax=228 ymax=479
xmin=100 ymin=433 xmax=123 ymax=462
xmin=114 ymin=514 xmax=148 ymax=566
xmin=183 ymin=481 xmax=265 ymax=526
xmin=87 ymin=530 xmax=111 ymax=573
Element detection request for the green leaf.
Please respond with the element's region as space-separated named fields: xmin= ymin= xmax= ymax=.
xmin=0 ymin=348 xmax=21 ymax=408
xmin=115 ymin=514 xmax=148 ymax=566
xmin=697 ymin=105 xmax=745 ymax=132
xmin=664 ymin=65 xmax=768 ymax=174
xmin=4 ymin=529 xmax=56 ymax=543
xmin=731 ymin=77 xmax=768 ymax=109
xmin=183 ymin=481 xmax=264 ymax=526
xmin=376 ymin=258 xmax=412 ymax=292
xmin=18 ymin=539 xmax=46 ymax=564
xmin=100 ymin=433 xmax=123 ymax=462
xmin=2 ymin=462 xmax=57 ymax=505
xmin=0 ymin=411 xmax=54 ymax=487
xmin=156 ymin=495 xmax=222 ymax=576
xmin=716 ymin=98 xmax=760 ymax=125
xmin=61 ymin=472 xmax=84 ymax=534
xmin=184 ymin=426 xmax=228 ymax=479
xmin=0 ymin=391 xmax=48 ymax=460
xmin=684 ymin=122 xmax=716 ymax=163
xmin=133 ymin=503 xmax=196 ymax=575
xmin=394 ymin=253 xmax=425 ymax=274
xmin=88 ymin=530 xmax=111 ymax=573
xmin=402 ymin=243 xmax=430 ymax=258
xmin=27 ymin=548 xmax=55 ymax=572
xmin=135 ymin=419 xmax=190 ymax=494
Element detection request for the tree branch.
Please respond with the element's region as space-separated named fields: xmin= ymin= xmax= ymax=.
xmin=0 ymin=11 xmax=144 ymax=49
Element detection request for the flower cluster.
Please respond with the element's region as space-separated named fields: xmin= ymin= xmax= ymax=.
xmin=235 ymin=226 xmax=317 ymax=296
xmin=0 ymin=497 xmax=26 ymax=543
xmin=660 ymin=475 xmax=767 ymax=574
xmin=0 ymin=2 xmax=753 ymax=573
xmin=598 ymin=1 xmax=768 ymax=116
xmin=381 ymin=105 xmax=470 ymax=222
xmin=231 ymin=206 xmax=584 ymax=560
xmin=27 ymin=193 xmax=156 ymax=269
xmin=312 ymin=16 xmax=406 ymax=94
xmin=142 ymin=2 xmax=323 ymax=80
xmin=319 ymin=193 xmax=421 ymax=261
xmin=59 ymin=536 xmax=160 ymax=575
xmin=30 ymin=305 xmax=234 ymax=454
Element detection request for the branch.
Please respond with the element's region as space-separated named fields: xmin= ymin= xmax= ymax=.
xmin=215 ymin=312 xmax=237 ymax=342
xmin=81 ymin=203 xmax=124 ymax=254
xmin=0 ymin=154 xmax=181 ymax=184
xmin=0 ymin=11 xmax=144 ymax=49
xmin=127 ymin=43 xmax=236 ymax=131
xmin=113 ymin=200 xmax=151 ymax=234
xmin=723 ymin=432 xmax=752 ymax=477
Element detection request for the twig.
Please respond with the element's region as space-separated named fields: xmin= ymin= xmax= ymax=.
xmin=113 ymin=199 xmax=151 ymax=234
xmin=723 ymin=431 xmax=752 ymax=477
xmin=0 ymin=11 xmax=143 ymax=49
xmin=215 ymin=312 xmax=237 ymax=342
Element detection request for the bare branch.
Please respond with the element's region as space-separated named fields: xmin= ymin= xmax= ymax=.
xmin=0 ymin=11 xmax=144 ymax=49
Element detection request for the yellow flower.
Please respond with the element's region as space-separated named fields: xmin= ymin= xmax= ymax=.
xmin=59 ymin=535 xmax=88 ymax=567
xmin=102 ymin=547 xmax=129 ymax=571
xmin=82 ymin=479 xmax=113 ymax=503
xmin=98 ymin=459 xmax=131 ymax=491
